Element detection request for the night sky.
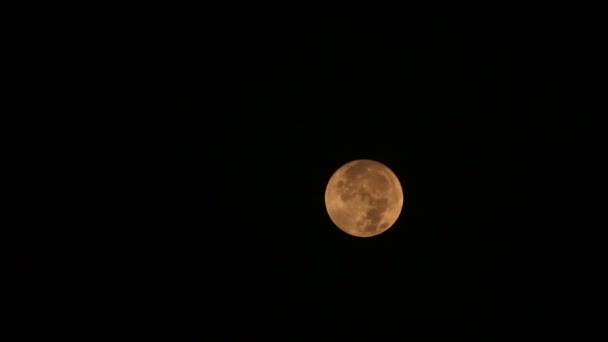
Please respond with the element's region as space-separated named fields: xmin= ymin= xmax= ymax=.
xmin=9 ymin=5 xmax=600 ymax=339
xmin=73 ymin=13 xmax=582 ymax=332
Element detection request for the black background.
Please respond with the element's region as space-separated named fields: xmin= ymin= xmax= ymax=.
xmin=32 ymin=10 xmax=593 ymax=335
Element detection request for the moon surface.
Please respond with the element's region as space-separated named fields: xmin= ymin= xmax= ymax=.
xmin=325 ymin=159 xmax=404 ymax=237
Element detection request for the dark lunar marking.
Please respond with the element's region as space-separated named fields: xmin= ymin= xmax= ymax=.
xmin=363 ymin=198 xmax=389 ymax=232
xmin=358 ymin=191 xmax=371 ymax=201
xmin=375 ymin=198 xmax=389 ymax=210
xmin=337 ymin=180 xmax=345 ymax=188
xmin=367 ymin=193 xmax=380 ymax=206
xmin=340 ymin=186 xmax=356 ymax=202
xmin=344 ymin=162 xmax=368 ymax=180
xmin=340 ymin=192 xmax=354 ymax=202
xmin=379 ymin=222 xmax=389 ymax=230
xmin=364 ymin=224 xmax=376 ymax=232
xmin=369 ymin=173 xmax=389 ymax=192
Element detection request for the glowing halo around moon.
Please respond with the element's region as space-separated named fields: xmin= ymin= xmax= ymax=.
xmin=324 ymin=159 xmax=404 ymax=238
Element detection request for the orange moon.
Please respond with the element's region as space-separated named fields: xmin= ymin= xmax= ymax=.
xmin=325 ymin=159 xmax=404 ymax=237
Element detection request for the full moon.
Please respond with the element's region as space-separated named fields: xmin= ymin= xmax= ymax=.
xmin=325 ymin=159 xmax=404 ymax=237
